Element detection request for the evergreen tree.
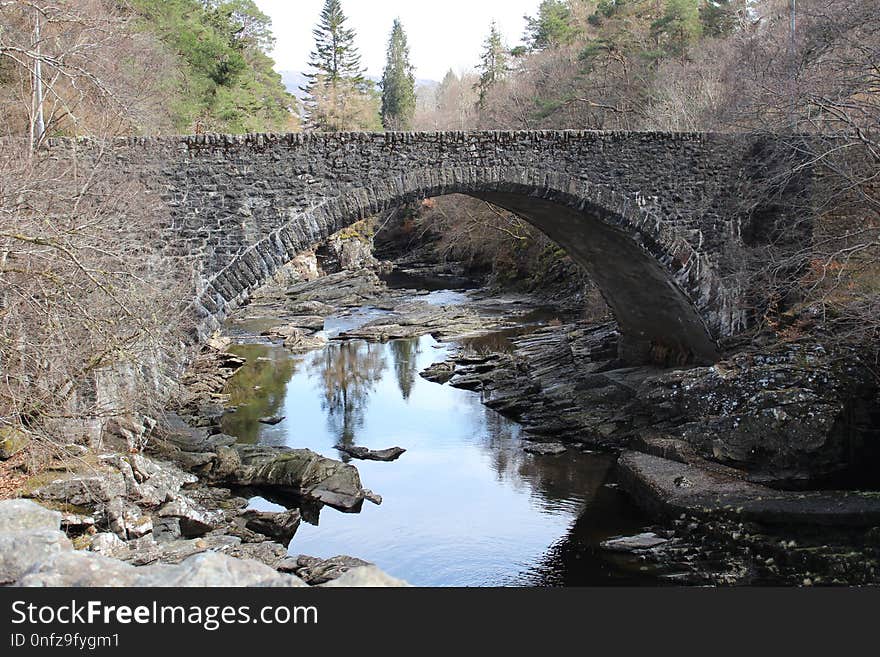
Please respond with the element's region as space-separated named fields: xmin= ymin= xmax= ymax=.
xmin=651 ymin=0 xmax=703 ymax=58
xmin=302 ymin=0 xmax=376 ymax=129
xmin=380 ymin=19 xmax=416 ymax=130
xmin=524 ymin=0 xmax=580 ymax=51
xmin=475 ymin=21 xmax=509 ymax=109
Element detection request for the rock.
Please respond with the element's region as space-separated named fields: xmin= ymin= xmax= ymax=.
xmin=320 ymin=565 xmax=410 ymax=587
xmin=600 ymin=532 xmax=670 ymax=552
xmin=0 ymin=499 xmax=61 ymax=532
xmin=0 ymin=426 xmax=30 ymax=459
xmin=17 ymin=544 xmax=308 ymax=587
xmin=631 ymin=342 xmax=878 ymax=484
xmin=262 ymin=316 xmax=325 ymax=334
xmin=239 ymin=509 xmax=301 ymax=547
xmin=292 ymin=555 xmax=372 ymax=584
xmin=283 ymin=329 xmax=328 ymax=352
xmin=289 ymin=300 xmax=334 ymax=316
xmin=420 ymin=360 xmax=456 ymax=384
xmin=362 ymin=489 xmax=382 ymax=505
xmin=17 ymin=550 xmax=139 ymax=587
xmin=60 ymin=513 xmax=95 ymax=532
xmin=334 ymin=444 xmax=406 ymax=462
xmin=214 ymin=445 xmax=367 ymax=511
xmin=0 ymin=530 xmax=72 ymax=584
xmin=258 ymin=416 xmax=285 ymax=425
xmin=88 ymin=532 xmax=127 ymax=556
xmin=156 ymin=496 xmax=223 ymax=538
xmin=136 ymin=552 xmax=308 ymax=587
xmin=29 ymin=472 xmax=126 ymax=507
xmin=102 ymin=416 xmax=151 ymax=452
xmin=617 ymin=450 xmax=880 ymax=528
xmin=523 ymin=442 xmax=567 ymax=455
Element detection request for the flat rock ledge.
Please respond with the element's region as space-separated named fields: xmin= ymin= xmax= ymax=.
xmin=617 ymin=451 xmax=880 ymax=528
xmin=0 ymin=499 xmax=407 ymax=587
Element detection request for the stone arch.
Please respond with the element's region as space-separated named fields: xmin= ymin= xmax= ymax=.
xmin=196 ymin=167 xmax=735 ymax=364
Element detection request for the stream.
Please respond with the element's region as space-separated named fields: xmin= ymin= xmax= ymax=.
xmin=219 ymin=286 xmax=662 ymax=587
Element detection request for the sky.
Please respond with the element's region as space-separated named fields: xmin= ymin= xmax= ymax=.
xmin=253 ymin=0 xmax=542 ymax=82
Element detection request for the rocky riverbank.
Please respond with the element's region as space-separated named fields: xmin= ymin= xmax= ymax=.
xmin=4 ymin=235 xmax=878 ymax=586
xmin=419 ymin=314 xmax=880 ymax=584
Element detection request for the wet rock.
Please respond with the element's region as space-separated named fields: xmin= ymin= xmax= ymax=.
xmin=616 ymin=450 xmax=880 ymax=527
xmin=523 ymin=442 xmax=567 ymax=456
xmin=320 ymin=565 xmax=409 ymax=587
xmin=239 ymin=509 xmax=301 ymax=547
xmin=258 ymin=416 xmax=285 ymax=425
xmin=283 ymin=329 xmax=328 ymax=352
xmin=362 ymin=489 xmax=382 ymax=505
xmin=600 ymin=532 xmax=669 ymax=552
xmin=420 ymin=360 xmax=456 ymax=384
xmin=334 ymin=444 xmax=406 ymax=462
xmin=289 ymin=300 xmax=335 ymax=316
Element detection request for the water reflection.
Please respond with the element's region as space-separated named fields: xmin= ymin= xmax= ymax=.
xmin=223 ymin=332 xmax=650 ymax=586
xmin=221 ymin=344 xmax=298 ymax=443
xmin=307 ymin=341 xmax=386 ymax=454
xmin=389 ymin=338 xmax=421 ymax=400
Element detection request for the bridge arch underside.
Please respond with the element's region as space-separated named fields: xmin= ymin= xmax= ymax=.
xmin=200 ymin=169 xmax=731 ymax=365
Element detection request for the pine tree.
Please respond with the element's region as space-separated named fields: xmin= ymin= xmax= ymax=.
xmin=380 ymin=19 xmax=416 ymax=130
xmin=651 ymin=0 xmax=703 ymax=58
xmin=302 ymin=0 xmax=375 ymax=130
xmin=524 ymin=0 xmax=580 ymax=51
xmin=475 ymin=21 xmax=509 ymax=109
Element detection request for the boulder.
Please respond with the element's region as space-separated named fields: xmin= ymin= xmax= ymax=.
xmin=156 ymin=496 xmax=224 ymax=538
xmin=17 ymin=550 xmax=138 ymax=587
xmin=0 ymin=499 xmax=61 ymax=532
xmin=291 ymin=554 xmax=372 ymax=584
xmin=0 ymin=426 xmax=30 ymax=459
xmin=215 ymin=445 xmax=367 ymax=511
xmin=239 ymin=509 xmax=301 ymax=547
xmin=136 ymin=552 xmax=307 ymax=587
xmin=0 ymin=530 xmax=72 ymax=584
xmin=29 ymin=472 xmax=126 ymax=507
xmin=321 ymin=566 xmax=410 ymax=587
xmin=632 ymin=342 xmax=878 ymax=484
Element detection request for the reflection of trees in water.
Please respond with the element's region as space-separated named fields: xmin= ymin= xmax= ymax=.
xmin=308 ymin=340 xmax=387 ymax=453
xmin=388 ymin=338 xmax=421 ymax=400
xmin=221 ymin=344 xmax=299 ymax=444
xmin=461 ymin=393 xmax=612 ymax=510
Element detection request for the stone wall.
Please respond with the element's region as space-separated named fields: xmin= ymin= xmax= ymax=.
xmin=42 ymin=131 xmax=814 ymax=364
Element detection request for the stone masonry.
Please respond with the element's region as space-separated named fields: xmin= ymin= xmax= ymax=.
xmin=43 ymin=131 xmax=813 ymax=364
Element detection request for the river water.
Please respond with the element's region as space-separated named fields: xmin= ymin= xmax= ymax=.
xmin=221 ymin=297 xmax=659 ymax=586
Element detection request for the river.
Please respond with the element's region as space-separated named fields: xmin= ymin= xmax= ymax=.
xmin=219 ymin=288 xmax=662 ymax=586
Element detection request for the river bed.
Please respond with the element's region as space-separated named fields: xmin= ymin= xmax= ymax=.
xmin=220 ymin=290 xmax=662 ymax=586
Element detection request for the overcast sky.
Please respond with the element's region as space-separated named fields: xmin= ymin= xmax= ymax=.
xmin=253 ymin=0 xmax=541 ymax=81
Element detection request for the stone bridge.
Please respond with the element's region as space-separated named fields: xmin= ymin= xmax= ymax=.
xmin=48 ymin=131 xmax=812 ymax=364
